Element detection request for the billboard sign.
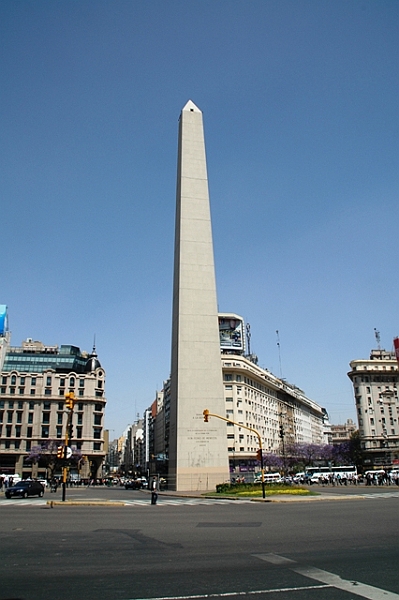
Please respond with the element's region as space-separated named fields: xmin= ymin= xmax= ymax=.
xmin=0 ymin=305 xmax=7 ymax=336
xmin=394 ymin=337 xmax=399 ymax=363
xmin=219 ymin=316 xmax=244 ymax=352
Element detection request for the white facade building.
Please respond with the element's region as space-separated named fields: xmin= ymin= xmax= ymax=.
xmin=348 ymin=348 xmax=399 ymax=468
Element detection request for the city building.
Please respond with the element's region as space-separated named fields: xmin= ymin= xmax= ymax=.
xmin=348 ymin=347 xmax=399 ymax=469
xmin=0 ymin=332 xmax=106 ymax=480
xmin=151 ymin=313 xmax=327 ymax=481
xmin=330 ymin=418 xmax=356 ymax=446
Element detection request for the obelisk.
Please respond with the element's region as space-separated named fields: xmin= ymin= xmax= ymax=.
xmin=169 ymin=100 xmax=229 ymax=491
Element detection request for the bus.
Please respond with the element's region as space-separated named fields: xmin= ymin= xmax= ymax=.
xmin=305 ymin=466 xmax=332 ymax=478
xmin=305 ymin=465 xmax=357 ymax=481
xmin=331 ymin=465 xmax=357 ymax=480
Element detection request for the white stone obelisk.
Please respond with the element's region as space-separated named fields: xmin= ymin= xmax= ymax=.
xmin=169 ymin=100 xmax=229 ymax=491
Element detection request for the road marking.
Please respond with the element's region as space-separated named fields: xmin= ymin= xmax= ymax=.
xmin=254 ymin=553 xmax=399 ymax=600
xmin=130 ymin=585 xmax=331 ymax=599
xmin=293 ymin=566 xmax=399 ymax=599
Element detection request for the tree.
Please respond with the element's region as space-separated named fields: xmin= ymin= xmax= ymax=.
xmin=25 ymin=440 xmax=82 ymax=479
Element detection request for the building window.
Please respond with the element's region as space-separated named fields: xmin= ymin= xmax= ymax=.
xmin=29 ymin=401 xmax=35 ymax=410
xmin=95 ymin=391 xmax=103 ymax=397
xmin=1 ymin=376 xmax=7 ymax=385
xmin=11 ymin=375 xmax=16 ymax=385
xmin=93 ymin=428 xmax=102 ymax=439
xmin=27 ymin=427 xmax=32 ymax=438
xmin=94 ymin=414 xmax=102 ymax=425
xmin=41 ymin=426 xmax=49 ymax=438
xmin=9 ymin=387 xmax=15 ymax=395
xmin=69 ymin=377 xmax=75 ymax=388
xmin=31 ymin=377 xmax=36 ymax=386
xmin=6 ymin=425 xmax=12 ymax=437
xmin=28 ymin=413 xmax=33 ymax=424
xmin=5 ymin=441 xmax=10 ymax=449
xmin=236 ymin=375 xmax=242 ymax=382
xmin=77 ymin=413 xmax=83 ymax=425
xmin=77 ymin=427 xmax=82 ymax=439
xmin=79 ymin=379 xmax=84 ymax=388
xmin=42 ymin=412 xmax=50 ymax=424
xmin=45 ymin=388 xmax=51 ymax=396
xmin=7 ymin=411 xmax=13 ymax=424
xmin=19 ymin=387 xmax=25 ymax=395
xmin=26 ymin=440 xmax=31 ymax=451
xmin=56 ymin=426 xmax=63 ymax=439
xmin=78 ymin=403 xmax=84 ymax=411
xmin=93 ymin=442 xmax=101 ymax=451
xmin=15 ymin=440 xmax=21 ymax=450
xmin=16 ymin=412 xmax=22 ymax=424
xmin=224 ymin=374 xmax=233 ymax=381
xmin=30 ymin=389 xmax=36 ymax=396
xmin=46 ymin=376 xmax=52 ymax=386
xmin=57 ymin=413 xmax=63 ymax=425
xmin=60 ymin=378 xmax=65 ymax=388
xmin=0 ymin=388 xmax=5 ymax=394
xmin=78 ymin=389 xmax=84 ymax=397
xmin=43 ymin=402 xmax=51 ymax=410
xmin=94 ymin=404 xmax=102 ymax=412
xmin=15 ymin=426 xmax=21 ymax=438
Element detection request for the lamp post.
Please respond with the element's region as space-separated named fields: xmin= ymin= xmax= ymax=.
xmin=203 ymin=409 xmax=266 ymax=499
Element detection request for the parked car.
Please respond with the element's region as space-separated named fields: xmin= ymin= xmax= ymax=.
xmin=5 ymin=480 xmax=45 ymax=499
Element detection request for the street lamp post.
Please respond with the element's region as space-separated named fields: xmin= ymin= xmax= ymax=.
xmin=203 ymin=409 xmax=266 ymax=499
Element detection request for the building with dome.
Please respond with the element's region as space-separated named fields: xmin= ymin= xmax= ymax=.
xmin=0 ymin=333 xmax=106 ymax=480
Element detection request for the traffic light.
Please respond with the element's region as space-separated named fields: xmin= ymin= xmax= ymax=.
xmin=65 ymin=392 xmax=75 ymax=410
xmin=256 ymin=448 xmax=262 ymax=461
xmin=69 ymin=423 xmax=74 ymax=439
xmin=203 ymin=409 xmax=210 ymax=422
xmin=279 ymin=425 xmax=285 ymax=439
xmin=57 ymin=445 xmax=64 ymax=459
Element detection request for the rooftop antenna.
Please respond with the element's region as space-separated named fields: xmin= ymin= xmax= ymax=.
xmin=374 ymin=328 xmax=381 ymax=350
xmin=276 ymin=330 xmax=283 ymax=379
xmin=246 ymin=323 xmax=251 ymax=356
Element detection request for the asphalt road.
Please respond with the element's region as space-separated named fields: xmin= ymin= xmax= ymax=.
xmin=0 ymin=488 xmax=398 ymax=600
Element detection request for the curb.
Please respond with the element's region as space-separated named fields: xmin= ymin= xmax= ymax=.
xmin=47 ymin=501 xmax=126 ymax=507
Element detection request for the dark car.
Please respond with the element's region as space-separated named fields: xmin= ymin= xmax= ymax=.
xmin=125 ymin=479 xmax=143 ymax=490
xmin=5 ymin=480 xmax=45 ymax=499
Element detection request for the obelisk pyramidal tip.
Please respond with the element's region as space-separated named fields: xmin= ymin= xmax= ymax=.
xmin=169 ymin=102 xmax=229 ymax=491
xmin=182 ymin=99 xmax=202 ymax=113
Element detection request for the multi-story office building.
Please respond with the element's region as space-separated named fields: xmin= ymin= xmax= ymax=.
xmin=348 ymin=348 xmax=399 ymax=469
xmin=151 ymin=313 xmax=327 ymax=479
xmin=330 ymin=418 xmax=357 ymax=445
xmin=0 ymin=337 xmax=106 ymax=480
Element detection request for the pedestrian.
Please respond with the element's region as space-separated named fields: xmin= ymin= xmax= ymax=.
xmin=151 ymin=477 xmax=158 ymax=505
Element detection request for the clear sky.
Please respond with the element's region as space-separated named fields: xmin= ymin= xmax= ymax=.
xmin=1 ymin=1 xmax=398 ymax=437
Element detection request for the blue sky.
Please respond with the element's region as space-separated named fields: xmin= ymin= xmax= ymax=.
xmin=1 ymin=1 xmax=398 ymax=437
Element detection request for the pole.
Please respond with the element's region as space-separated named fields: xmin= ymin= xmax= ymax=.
xmin=62 ymin=392 xmax=75 ymax=502
xmin=203 ymin=410 xmax=266 ymax=499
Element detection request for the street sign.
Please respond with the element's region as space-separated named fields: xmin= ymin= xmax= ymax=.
xmin=65 ymin=447 xmax=73 ymax=459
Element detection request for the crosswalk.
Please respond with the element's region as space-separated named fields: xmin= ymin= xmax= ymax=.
xmin=0 ymin=496 xmax=253 ymax=507
xmin=0 ymin=492 xmax=398 ymax=507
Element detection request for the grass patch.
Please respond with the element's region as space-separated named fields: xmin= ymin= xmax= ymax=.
xmin=208 ymin=482 xmax=316 ymax=497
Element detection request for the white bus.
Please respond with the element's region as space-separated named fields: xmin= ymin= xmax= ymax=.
xmin=331 ymin=465 xmax=357 ymax=480
xmin=305 ymin=465 xmax=357 ymax=481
